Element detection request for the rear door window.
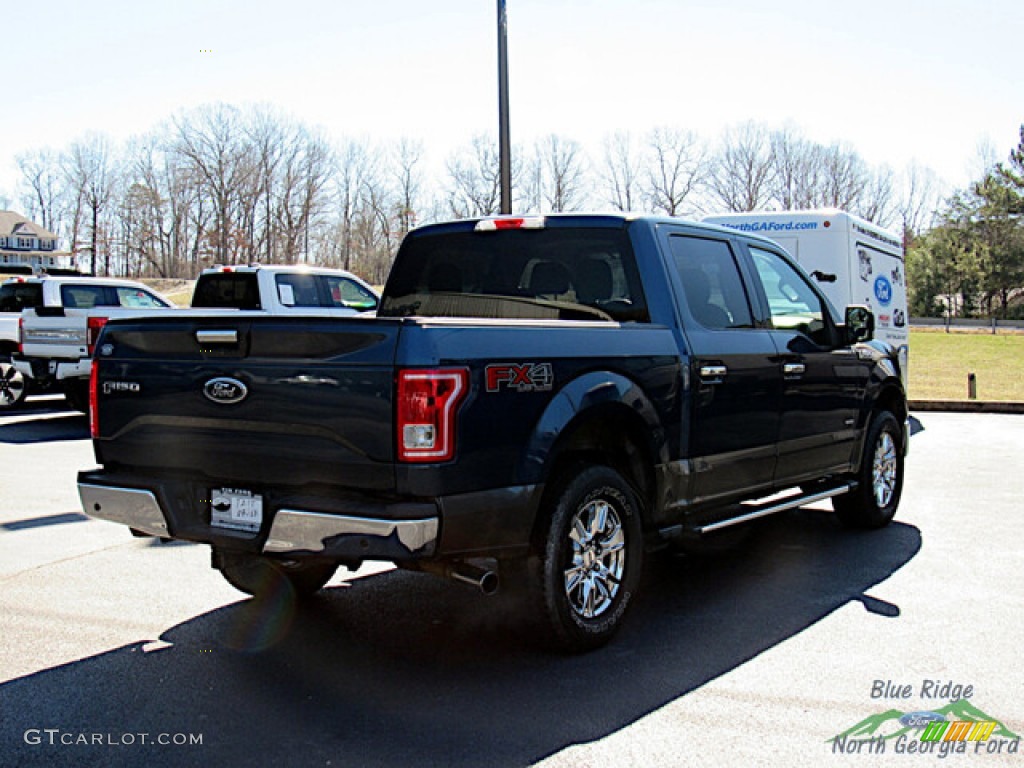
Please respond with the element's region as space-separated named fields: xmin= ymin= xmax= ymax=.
xmin=60 ymin=284 xmax=110 ymax=308
xmin=668 ymin=235 xmax=754 ymax=330
xmin=275 ymin=273 xmax=321 ymax=308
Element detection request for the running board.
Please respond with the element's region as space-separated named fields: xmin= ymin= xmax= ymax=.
xmin=693 ymin=482 xmax=857 ymax=536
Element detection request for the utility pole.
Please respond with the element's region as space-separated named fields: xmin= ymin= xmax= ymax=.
xmin=497 ymin=0 xmax=512 ymax=214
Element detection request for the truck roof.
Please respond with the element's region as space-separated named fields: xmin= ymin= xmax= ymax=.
xmin=1 ymin=274 xmax=158 ymax=288
xmin=199 ymin=264 xmax=366 ymax=277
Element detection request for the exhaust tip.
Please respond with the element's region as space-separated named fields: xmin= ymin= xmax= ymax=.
xmin=450 ymin=565 xmax=499 ymax=596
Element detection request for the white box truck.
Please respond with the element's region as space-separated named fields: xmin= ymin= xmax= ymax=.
xmin=703 ymin=209 xmax=909 ymax=381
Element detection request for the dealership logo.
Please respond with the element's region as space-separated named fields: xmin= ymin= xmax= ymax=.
xmin=203 ymin=377 xmax=248 ymax=405
xmin=485 ymin=362 xmax=554 ymax=393
xmin=831 ymin=686 xmax=1019 ymax=758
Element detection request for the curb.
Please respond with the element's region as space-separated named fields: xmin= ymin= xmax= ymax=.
xmin=909 ymin=400 xmax=1024 ymax=415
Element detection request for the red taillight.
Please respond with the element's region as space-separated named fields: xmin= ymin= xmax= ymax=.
xmin=87 ymin=316 xmax=108 ymax=356
xmin=89 ymin=361 xmax=100 ymax=438
xmin=17 ymin=316 xmax=24 ymax=354
xmin=396 ymin=369 xmax=468 ymax=463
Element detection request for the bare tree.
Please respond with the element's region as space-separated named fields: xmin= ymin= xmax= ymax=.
xmin=818 ymin=143 xmax=869 ymax=210
xmin=274 ymin=127 xmax=334 ymax=262
xmin=857 ymin=165 xmax=899 ymax=228
xmin=246 ymin=107 xmax=288 ymax=262
xmin=533 ymin=134 xmax=589 ymax=212
xmin=898 ymin=162 xmax=944 ymax=243
xmin=16 ymin=148 xmax=63 ymax=234
xmin=331 ymin=139 xmax=380 ymax=271
xmin=770 ymin=127 xmax=824 ymax=210
xmin=172 ymin=104 xmax=253 ymax=265
xmin=707 ymin=122 xmax=776 ymax=213
xmin=390 ymin=138 xmax=424 ymax=237
xmin=599 ymin=132 xmax=642 ymax=212
xmin=445 ymin=134 xmax=504 ymax=218
xmin=64 ymin=134 xmax=117 ymax=274
xmin=644 ymin=127 xmax=707 ymax=216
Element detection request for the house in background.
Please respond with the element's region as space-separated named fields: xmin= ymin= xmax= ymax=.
xmin=0 ymin=211 xmax=77 ymax=274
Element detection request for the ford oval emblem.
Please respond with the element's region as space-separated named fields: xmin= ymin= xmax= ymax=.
xmin=899 ymin=711 xmax=947 ymax=729
xmin=203 ymin=377 xmax=248 ymax=405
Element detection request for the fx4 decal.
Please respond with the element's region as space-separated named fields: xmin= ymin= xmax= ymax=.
xmin=485 ymin=363 xmax=554 ymax=393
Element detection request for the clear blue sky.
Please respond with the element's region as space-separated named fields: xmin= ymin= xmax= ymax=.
xmin=2 ymin=0 xmax=1021 ymax=201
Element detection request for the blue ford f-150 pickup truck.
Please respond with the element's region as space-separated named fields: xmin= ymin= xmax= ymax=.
xmin=78 ymin=214 xmax=907 ymax=652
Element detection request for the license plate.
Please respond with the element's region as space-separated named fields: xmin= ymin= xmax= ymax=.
xmin=210 ymin=488 xmax=263 ymax=532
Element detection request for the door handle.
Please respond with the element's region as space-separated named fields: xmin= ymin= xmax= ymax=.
xmin=699 ymin=364 xmax=728 ymax=382
xmin=783 ymin=362 xmax=806 ymax=376
xmin=196 ymin=329 xmax=238 ymax=345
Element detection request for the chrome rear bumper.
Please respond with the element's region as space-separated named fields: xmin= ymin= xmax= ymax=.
xmin=79 ymin=484 xmax=168 ymax=537
xmin=78 ymin=482 xmax=438 ymax=557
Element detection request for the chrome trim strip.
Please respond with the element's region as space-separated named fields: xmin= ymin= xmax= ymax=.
xmin=698 ymin=483 xmax=855 ymax=534
xmin=22 ymin=329 xmax=86 ymax=345
xmin=265 ymin=509 xmax=438 ymax=555
xmin=78 ymin=483 xmax=169 ymax=537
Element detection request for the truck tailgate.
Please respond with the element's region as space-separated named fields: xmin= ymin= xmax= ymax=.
xmin=92 ymin=316 xmax=400 ymax=491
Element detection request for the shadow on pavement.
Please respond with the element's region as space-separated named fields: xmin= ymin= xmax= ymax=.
xmin=0 ymin=413 xmax=87 ymax=444
xmin=0 ymin=509 xmax=921 ymax=768
xmin=0 ymin=512 xmax=90 ymax=532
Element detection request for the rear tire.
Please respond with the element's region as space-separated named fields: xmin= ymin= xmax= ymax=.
xmin=63 ymin=379 xmax=90 ymax=413
xmin=833 ymin=410 xmax=904 ymax=529
xmin=527 ymin=465 xmax=644 ymax=653
xmin=215 ymin=550 xmax=337 ymax=598
xmin=0 ymin=357 xmax=28 ymax=409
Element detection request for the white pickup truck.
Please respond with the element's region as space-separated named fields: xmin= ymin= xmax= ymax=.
xmin=13 ymin=266 xmax=379 ymax=411
xmin=12 ymin=276 xmax=175 ymax=410
xmin=1 ymin=277 xmax=50 ymax=408
xmin=189 ymin=264 xmax=379 ymax=315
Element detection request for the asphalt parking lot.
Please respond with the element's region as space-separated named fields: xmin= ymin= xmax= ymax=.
xmin=0 ymin=399 xmax=1021 ymax=767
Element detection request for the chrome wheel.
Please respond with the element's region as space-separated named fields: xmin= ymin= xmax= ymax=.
xmin=564 ymin=499 xmax=626 ymax=619
xmin=872 ymin=432 xmax=897 ymax=508
xmin=834 ymin=409 xmax=902 ymax=529
xmin=0 ymin=360 xmax=27 ymax=409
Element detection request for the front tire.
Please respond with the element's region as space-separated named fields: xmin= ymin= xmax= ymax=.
xmin=215 ymin=550 xmax=337 ymax=598
xmin=530 ymin=465 xmax=644 ymax=653
xmin=834 ymin=410 xmax=904 ymax=528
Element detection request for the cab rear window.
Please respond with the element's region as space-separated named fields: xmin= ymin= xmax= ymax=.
xmin=380 ymin=227 xmax=649 ymax=322
xmin=192 ymin=273 xmax=261 ymax=309
xmin=0 ymin=282 xmax=43 ymax=312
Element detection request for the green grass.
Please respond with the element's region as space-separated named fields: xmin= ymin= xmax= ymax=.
xmin=909 ymin=329 xmax=1024 ymax=401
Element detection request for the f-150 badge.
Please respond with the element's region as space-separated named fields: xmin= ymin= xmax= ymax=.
xmin=485 ymin=363 xmax=554 ymax=393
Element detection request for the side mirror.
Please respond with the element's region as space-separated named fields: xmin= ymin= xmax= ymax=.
xmin=844 ymin=305 xmax=874 ymax=344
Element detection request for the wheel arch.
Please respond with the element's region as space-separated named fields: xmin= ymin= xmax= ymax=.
xmin=854 ymin=381 xmax=909 ymax=473
xmin=521 ymin=370 xmax=667 ymax=546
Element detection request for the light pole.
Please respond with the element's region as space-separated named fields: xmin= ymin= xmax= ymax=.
xmin=497 ymin=0 xmax=512 ymax=214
